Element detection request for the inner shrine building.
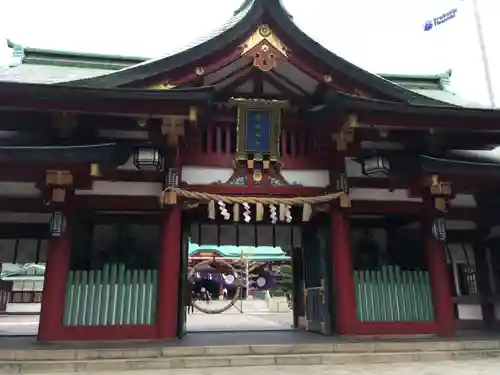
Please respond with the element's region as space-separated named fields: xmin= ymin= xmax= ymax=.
xmin=2 ymin=0 xmax=500 ymax=341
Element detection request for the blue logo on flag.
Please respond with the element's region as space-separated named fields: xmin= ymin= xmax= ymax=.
xmin=423 ymin=8 xmax=458 ymax=31
xmin=424 ymin=20 xmax=433 ymax=31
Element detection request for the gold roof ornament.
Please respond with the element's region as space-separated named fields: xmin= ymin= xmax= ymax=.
xmin=148 ymin=82 xmax=177 ymax=90
xmin=239 ymin=24 xmax=288 ymax=72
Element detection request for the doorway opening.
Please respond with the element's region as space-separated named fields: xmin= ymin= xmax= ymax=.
xmin=178 ymin=207 xmax=333 ymax=335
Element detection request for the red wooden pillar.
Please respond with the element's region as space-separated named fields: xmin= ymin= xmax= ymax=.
xmin=330 ymin=205 xmax=357 ymax=334
xmin=156 ymin=206 xmax=181 ymax=339
xmin=38 ymin=230 xmax=72 ymax=342
xmin=423 ymin=211 xmax=455 ymax=337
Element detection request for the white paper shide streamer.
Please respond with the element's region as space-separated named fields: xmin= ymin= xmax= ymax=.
xmin=285 ymin=205 xmax=292 ymax=223
xmin=218 ymin=200 xmax=230 ymax=220
xmin=269 ymin=204 xmax=277 ymax=224
xmin=243 ymin=202 xmax=251 ymax=223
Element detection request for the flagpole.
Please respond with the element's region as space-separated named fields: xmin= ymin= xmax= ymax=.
xmin=470 ymin=0 xmax=495 ymax=107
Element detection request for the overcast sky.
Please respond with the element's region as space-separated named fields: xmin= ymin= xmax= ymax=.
xmin=0 ymin=0 xmax=499 ymax=107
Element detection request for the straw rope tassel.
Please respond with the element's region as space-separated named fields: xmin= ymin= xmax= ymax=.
xmin=233 ymin=204 xmax=240 ymax=222
xmin=208 ymin=200 xmax=216 ymax=220
xmin=339 ymin=193 xmax=351 ymax=208
xmin=256 ymin=203 xmax=264 ymax=221
xmin=302 ymin=203 xmax=312 ymax=222
xmin=279 ymin=203 xmax=286 ymax=222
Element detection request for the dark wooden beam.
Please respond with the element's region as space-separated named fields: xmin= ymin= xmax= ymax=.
xmin=143 ymin=48 xmax=244 ymax=88
xmin=209 ymin=63 xmax=253 ymax=87
xmin=260 ymin=72 xmax=296 ymax=96
xmin=268 ymin=70 xmax=309 ymax=96
xmin=310 ymin=83 xmax=328 ymax=105
xmin=222 ymin=69 xmax=255 ymax=93
xmin=254 ymin=72 xmax=264 ymax=96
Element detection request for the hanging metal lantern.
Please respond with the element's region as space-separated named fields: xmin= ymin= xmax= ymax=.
xmin=133 ymin=147 xmax=163 ymax=171
xmin=362 ymin=155 xmax=390 ymax=177
xmin=336 ymin=173 xmax=349 ymax=193
xmin=165 ymin=168 xmax=179 ymax=188
xmin=50 ymin=211 xmax=66 ymax=237
xmin=432 ymin=217 xmax=446 ymax=242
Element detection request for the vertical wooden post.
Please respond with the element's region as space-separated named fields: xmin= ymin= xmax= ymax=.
xmin=38 ymin=230 xmax=72 ymax=341
xmin=330 ymin=205 xmax=357 ymax=334
xmin=423 ymin=209 xmax=455 ymax=337
xmin=156 ymin=206 xmax=181 ymax=339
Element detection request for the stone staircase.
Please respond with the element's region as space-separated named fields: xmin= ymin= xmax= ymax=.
xmin=1 ymin=340 xmax=500 ymax=373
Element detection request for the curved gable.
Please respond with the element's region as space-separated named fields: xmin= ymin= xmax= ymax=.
xmin=62 ymin=0 xmax=439 ymax=105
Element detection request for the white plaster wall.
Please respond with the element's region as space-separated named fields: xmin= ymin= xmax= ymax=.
xmin=181 ymin=166 xmax=233 ymax=185
xmin=281 ymin=170 xmax=329 ymax=187
xmin=350 ymin=188 xmax=422 ymax=202
xmin=75 ymin=181 xmax=162 ymax=196
xmin=457 ymin=304 xmax=482 ymax=320
xmin=6 ymin=303 xmax=40 ymax=314
xmin=0 ymin=182 xmax=40 ymax=197
xmin=450 ymin=194 xmax=477 ymax=207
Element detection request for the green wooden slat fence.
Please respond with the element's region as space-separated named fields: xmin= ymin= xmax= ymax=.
xmin=63 ymin=263 xmax=157 ymax=326
xmin=354 ymin=265 xmax=434 ymax=322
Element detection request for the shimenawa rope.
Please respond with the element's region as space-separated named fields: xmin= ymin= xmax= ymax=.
xmin=162 ymin=187 xmax=343 ymax=205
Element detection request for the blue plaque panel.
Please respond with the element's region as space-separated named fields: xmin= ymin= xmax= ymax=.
xmin=245 ymin=109 xmax=271 ymax=153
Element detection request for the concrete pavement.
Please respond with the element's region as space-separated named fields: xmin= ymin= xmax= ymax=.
xmin=186 ymin=311 xmax=294 ymax=331
xmin=17 ymin=358 xmax=500 ymax=375
xmin=0 ymin=315 xmax=38 ymax=336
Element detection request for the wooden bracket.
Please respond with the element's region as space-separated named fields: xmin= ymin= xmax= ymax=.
xmin=45 ymin=170 xmax=73 ymax=204
xmin=46 ymin=170 xmax=73 ymax=186
xmin=424 ymin=174 xmax=452 ymax=196
xmin=188 ymin=106 xmax=198 ymax=126
xmin=423 ymin=175 xmax=452 ymax=212
xmin=332 ymin=114 xmax=357 ymax=151
xmin=161 ymin=116 xmax=186 ymax=146
xmin=339 ymin=193 xmax=351 ymax=208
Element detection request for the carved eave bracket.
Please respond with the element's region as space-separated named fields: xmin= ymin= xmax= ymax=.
xmin=239 ymin=24 xmax=288 ymax=72
xmin=148 ymin=82 xmax=177 ymax=90
xmin=161 ymin=115 xmax=186 ymax=147
xmin=332 ymin=114 xmax=357 ymax=152
xmin=423 ymin=174 xmax=453 ymax=212
xmin=45 ymin=170 xmax=73 ymax=204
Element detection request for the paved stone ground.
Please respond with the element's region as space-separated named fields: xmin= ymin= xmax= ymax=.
xmin=20 ymin=358 xmax=500 ymax=375
xmin=0 ymin=311 xmax=295 ymax=336
xmin=186 ymin=310 xmax=294 ymax=332
xmin=0 ymin=315 xmax=38 ymax=336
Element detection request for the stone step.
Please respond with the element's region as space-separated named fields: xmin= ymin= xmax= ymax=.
xmin=1 ymin=349 xmax=500 ymax=373
xmin=2 ymin=340 xmax=500 ymax=362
